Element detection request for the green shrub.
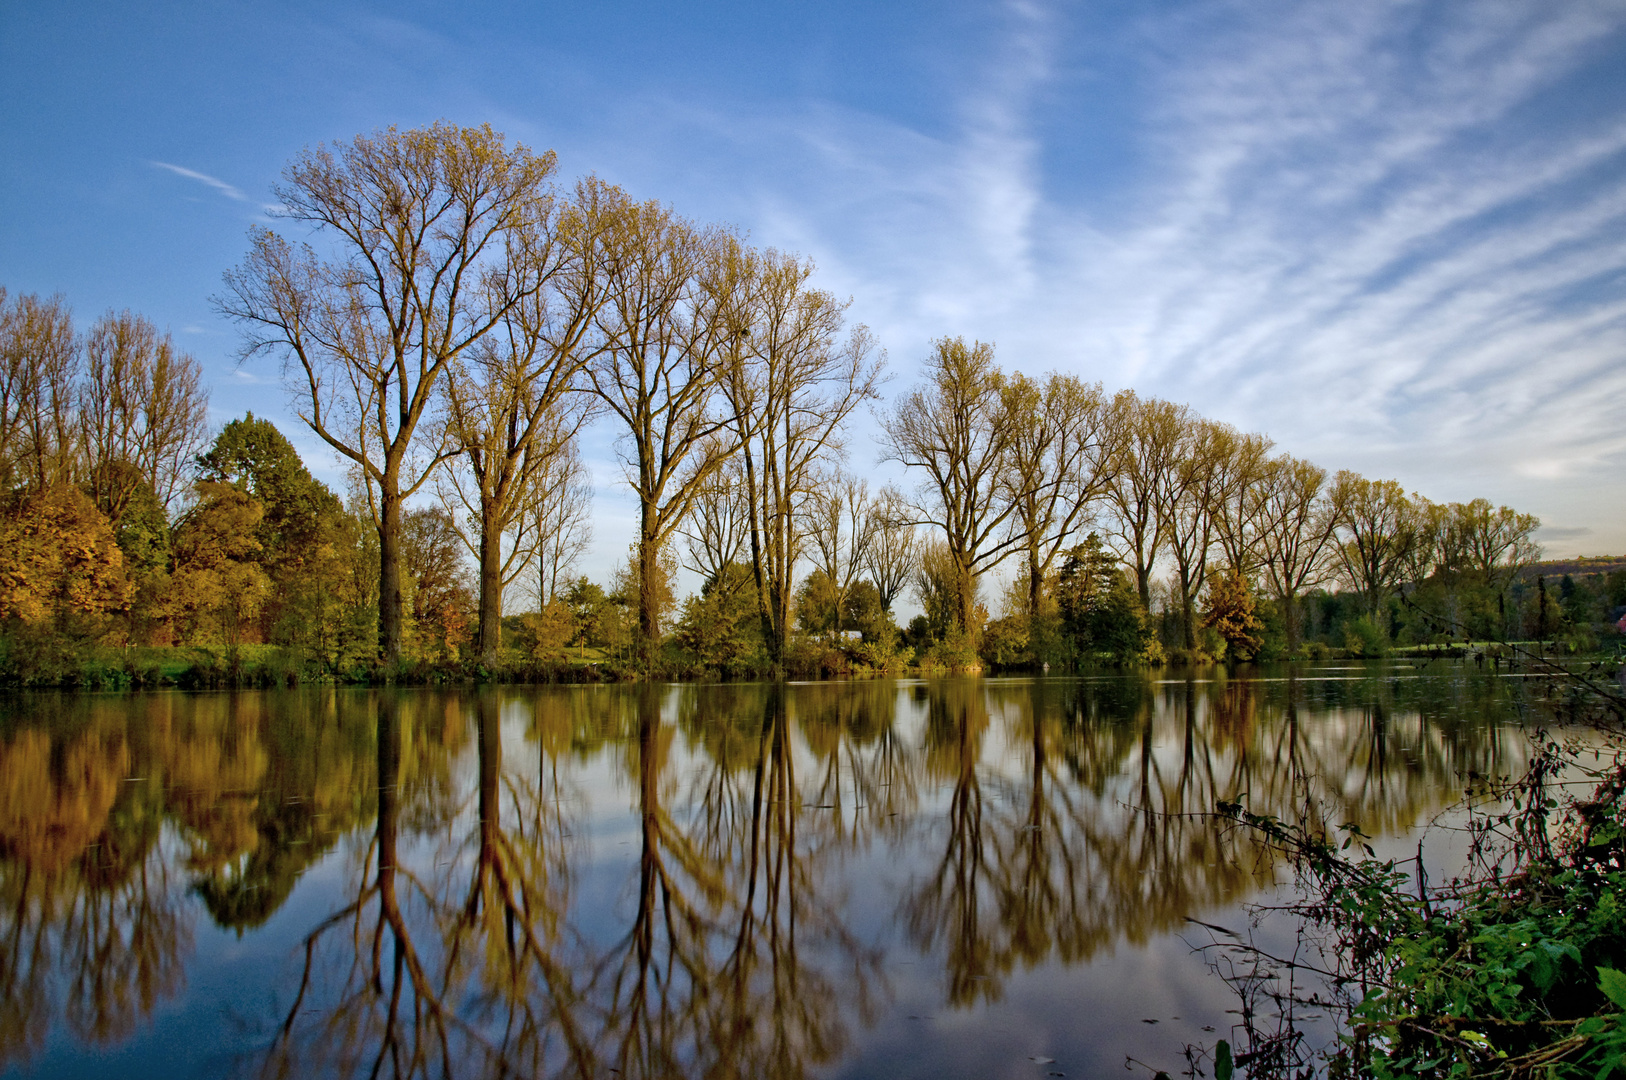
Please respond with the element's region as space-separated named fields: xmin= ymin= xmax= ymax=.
xmin=1343 ymin=614 xmax=1390 ymax=657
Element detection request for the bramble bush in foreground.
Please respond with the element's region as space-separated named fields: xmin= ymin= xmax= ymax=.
xmin=1201 ymin=664 xmax=1626 ymax=1079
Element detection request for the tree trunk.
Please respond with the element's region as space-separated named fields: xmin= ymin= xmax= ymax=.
xmin=1027 ymin=544 xmax=1043 ymax=621
xmin=375 ymin=692 xmax=401 ymax=896
xmin=476 ymin=691 xmax=500 ymax=869
xmin=378 ymin=481 xmax=404 ymax=665
xmin=638 ymin=511 xmax=660 ymax=670
xmin=477 ymin=500 xmax=504 ymax=663
xmin=742 ymin=453 xmax=779 ymax=665
xmin=955 ymin=553 xmax=978 ymax=639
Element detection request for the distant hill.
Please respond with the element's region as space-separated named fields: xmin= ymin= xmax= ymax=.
xmin=1521 ymin=555 xmax=1626 ymax=579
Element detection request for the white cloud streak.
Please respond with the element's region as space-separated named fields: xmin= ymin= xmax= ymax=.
xmin=470 ymin=0 xmax=1626 ymax=556
xmin=150 ymin=160 xmax=250 ymax=201
xmin=672 ymin=0 xmax=1626 ymax=553
xmin=1048 ymin=2 xmax=1626 ymax=539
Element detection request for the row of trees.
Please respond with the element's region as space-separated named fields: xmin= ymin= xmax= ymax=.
xmin=877 ymin=337 xmax=1545 ymax=665
xmin=0 ymin=121 xmax=1562 ymax=676
xmin=214 ymin=122 xmax=883 ymax=671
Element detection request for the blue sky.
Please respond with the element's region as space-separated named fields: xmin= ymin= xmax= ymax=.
xmin=4 ymin=0 xmax=1626 ymax=582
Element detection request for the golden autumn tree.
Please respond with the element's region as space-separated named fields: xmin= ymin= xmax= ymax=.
xmin=1201 ymin=568 xmax=1263 ymax=662
xmin=0 ymin=485 xmax=130 ymax=630
xmin=218 ymin=123 xmax=558 ymax=665
xmin=162 ymin=481 xmax=273 ymax=647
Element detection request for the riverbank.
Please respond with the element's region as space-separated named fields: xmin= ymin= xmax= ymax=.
xmin=1 ymin=635 xmax=1620 ymax=691
xmin=1189 ymin=662 xmax=1626 ymax=1078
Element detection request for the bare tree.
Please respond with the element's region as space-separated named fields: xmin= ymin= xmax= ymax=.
xmin=1253 ymin=456 xmax=1341 ymax=649
xmin=1158 ymin=418 xmax=1235 ymax=653
xmin=1448 ymin=499 xmax=1541 ymax=588
xmin=1003 ymin=372 xmax=1117 ymax=617
xmin=680 ymin=454 xmax=750 ymax=592
xmin=0 ymin=289 xmax=79 ymax=493
xmin=716 ymin=244 xmax=883 ymax=664
xmin=526 ymin=433 xmax=593 ymax=608
xmin=79 ymin=310 xmax=209 ymax=518
xmin=1329 ymin=471 xmax=1418 ymax=615
xmin=881 ymin=337 xmax=1021 ymax=637
xmin=864 ymin=486 xmax=917 ymax=616
xmin=1443 ymin=498 xmax=1541 ymax=636
xmin=1207 ymin=432 xmax=1275 ymax=579
xmin=441 ymin=404 xmax=594 ymax=627
xmin=218 ymin=122 xmax=556 ymax=663
xmin=585 ymin=187 xmax=738 ymax=663
xmin=1398 ymin=495 xmax=1446 ymax=590
xmin=803 ymin=473 xmax=875 ymax=637
xmin=437 ymin=180 xmax=608 ymax=661
xmin=1101 ymin=391 xmax=1189 ymax=610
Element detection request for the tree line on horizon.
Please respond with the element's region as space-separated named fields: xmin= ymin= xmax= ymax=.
xmin=1 ymin=122 xmax=1611 ymax=684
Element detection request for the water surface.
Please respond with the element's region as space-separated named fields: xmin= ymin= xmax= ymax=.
xmin=0 ymin=666 xmax=1530 ymax=1078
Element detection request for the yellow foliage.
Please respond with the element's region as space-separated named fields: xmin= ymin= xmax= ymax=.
xmin=518 ymin=599 xmax=576 ymax=659
xmin=0 ymin=728 xmax=129 ymax=874
xmin=1202 ymin=569 xmax=1264 ymax=661
xmin=163 ymin=482 xmax=273 ymax=645
xmin=0 ymin=485 xmax=131 ymax=625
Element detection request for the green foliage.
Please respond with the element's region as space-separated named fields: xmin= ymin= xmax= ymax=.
xmin=673 ymin=564 xmax=765 ymax=677
xmin=111 ymin=479 xmax=169 ymax=581
xmin=1055 ymin=535 xmax=1158 ymax=665
xmin=561 ymin=576 xmax=617 ymax=649
xmin=1340 ymin=866 xmax=1626 ymax=1079
xmin=1215 ymin=679 xmax=1626 ymax=1080
xmin=400 ymin=506 xmax=474 ymax=662
xmin=1343 ymin=613 xmax=1391 ymax=657
xmin=902 ymin=614 xmax=932 ymax=654
xmin=268 ymin=505 xmax=377 ymax=672
xmin=979 ymin=613 xmax=1030 ymax=668
xmin=163 ymin=480 xmax=274 ymax=647
xmin=916 ymin=628 xmax=981 ymax=671
xmin=512 ymin=599 xmax=576 ymax=661
xmin=842 ymin=580 xmax=893 ymax=642
xmin=1607 ymin=571 xmax=1626 ymax=609
xmin=795 ymin=567 xmax=841 ymax=635
xmin=198 ymin=415 xmax=344 ymax=576
xmin=194 ymin=415 xmax=371 ymax=664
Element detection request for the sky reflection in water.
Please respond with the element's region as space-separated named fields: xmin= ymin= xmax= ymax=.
xmin=0 ymin=667 xmax=1529 ymax=1079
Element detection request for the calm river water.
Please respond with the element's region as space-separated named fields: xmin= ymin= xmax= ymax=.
xmin=0 ymin=665 xmax=1531 ymax=1079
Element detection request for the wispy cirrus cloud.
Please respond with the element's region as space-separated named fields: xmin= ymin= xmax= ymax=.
xmin=706 ymin=0 xmax=1626 ymax=551
xmin=149 ymin=160 xmax=249 ymax=201
xmin=1056 ymin=2 xmax=1626 ymax=514
xmin=353 ymin=0 xmax=1626 ymax=556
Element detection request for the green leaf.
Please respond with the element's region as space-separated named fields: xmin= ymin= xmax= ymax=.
xmin=1600 ymin=968 xmax=1626 ymax=1011
xmin=1214 ymin=1040 xmax=1233 ymax=1080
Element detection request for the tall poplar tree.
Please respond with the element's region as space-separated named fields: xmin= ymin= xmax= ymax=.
xmin=218 ymin=123 xmax=556 ymax=663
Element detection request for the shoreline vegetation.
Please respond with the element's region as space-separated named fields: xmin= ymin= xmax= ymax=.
xmin=1170 ymin=647 xmax=1626 ymax=1080
xmin=0 ymin=638 xmax=1616 ymax=692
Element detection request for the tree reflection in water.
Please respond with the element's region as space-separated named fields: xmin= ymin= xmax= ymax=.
xmin=0 ymin=706 xmax=185 ymax=1069
xmin=0 ymin=671 xmax=1532 ymax=1077
xmin=901 ymin=675 xmax=1530 ymax=1009
xmin=585 ymin=683 xmax=881 ymax=1080
xmin=264 ymin=689 xmax=580 ymax=1079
